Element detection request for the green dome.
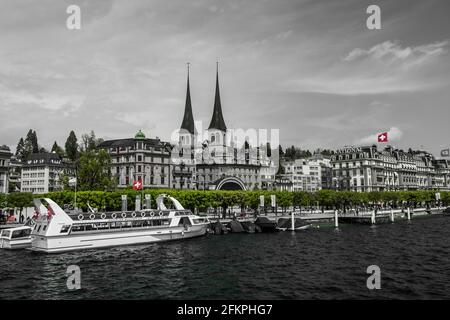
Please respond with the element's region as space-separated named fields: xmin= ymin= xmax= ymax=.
xmin=134 ymin=130 xmax=146 ymax=140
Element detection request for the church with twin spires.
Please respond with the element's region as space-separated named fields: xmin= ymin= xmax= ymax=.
xmin=171 ymin=63 xmax=276 ymax=191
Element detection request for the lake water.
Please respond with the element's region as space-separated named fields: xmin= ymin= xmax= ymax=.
xmin=1 ymin=215 xmax=449 ymax=299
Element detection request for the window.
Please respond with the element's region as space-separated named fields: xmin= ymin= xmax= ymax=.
xmin=71 ymin=225 xmax=85 ymax=232
xmin=60 ymin=225 xmax=71 ymax=233
xmin=11 ymin=229 xmax=31 ymax=238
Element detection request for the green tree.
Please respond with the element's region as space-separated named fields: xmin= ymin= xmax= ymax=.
xmin=0 ymin=193 xmax=7 ymax=208
xmin=15 ymin=137 xmax=25 ymax=161
xmin=6 ymin=192 xmax=33 ymax=223
xmin=51 ymin=141 xmax=65 ymax=157
xmin=24 ymin=129 xmax=34 ymax=159
xmin=30 ymin=130 xmax=39 ymax=153
xmin=77 ymin=149 xmax=115 ymax=191
xmin=65 ymin=130 xmax=79 ymax=161
xmin=80 ymin=130 xmax=103 ymax=152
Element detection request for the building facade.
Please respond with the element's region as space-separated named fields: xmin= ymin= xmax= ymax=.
xmin=0 ymin=146 xmax=12 ymax=194
xmin=20 ymin=153 xmax=74 ymax=194
xmin=330 ymin=145 xmax=450 ymax=191
xmin=8 ymin=156 xmax=22 ymax=192
xmin=98 ymin=131 xmax=172 ymax=189
xmin=277 ymin=156 xmax=332 ymax=192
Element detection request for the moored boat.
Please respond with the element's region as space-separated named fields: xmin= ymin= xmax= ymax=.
xmin=443 ymin=207 xmax=450 ymax=216
xmin=0 ymin=226 xmax=32 ymax=249
xmin=254 ymin=217 xmax=277 ymax=232
xmin=30 ymin=194 xmax=210 ymax=253
xmin=276 ymin=217 xmax=312 ymax=231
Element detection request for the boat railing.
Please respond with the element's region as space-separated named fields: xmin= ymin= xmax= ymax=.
xmin=68 ymin=209 xmax=172 ymax=221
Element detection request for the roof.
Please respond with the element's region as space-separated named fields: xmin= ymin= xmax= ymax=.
xmin=134 ymin=130 xmax=146 ymax=140
xmin=23 ymin=152 xmax=66 ymax=167
xmin=0 ymin=148 xmax=12 ymax=157
xmin=97 ymin=138 xmax=168 ymax=149
xmin=208 ymin=67 xmax=227 ymax=132
xmin=180 ymin=69 xmax=196 ymax=135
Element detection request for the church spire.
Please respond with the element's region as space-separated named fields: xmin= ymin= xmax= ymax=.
xmin=208 ymin=61 xmax=227 ymax=132
xmin=180 ymin=62 xmax=196 ymax=135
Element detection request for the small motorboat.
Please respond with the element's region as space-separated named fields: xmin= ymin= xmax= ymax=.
xmin=240 ymin=221 xmax=261 ymax=233
xmin=254 ymin=217 xmax=277 ymax=232
xmin=0 ymin=225 xmax=33 ymax=249
xmin=227 ymin=220 xmax=245 ymax=233
xmin=442 ymin=207 xmax=450 ymax=216
xmin=210 ymin=221 xmax=228 ymax=235
xmin=276 ymin=217 xmax=312 ymax=231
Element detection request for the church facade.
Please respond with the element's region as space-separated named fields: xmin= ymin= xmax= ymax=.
xmin=172 ymin=64 xmax=277 ymax=191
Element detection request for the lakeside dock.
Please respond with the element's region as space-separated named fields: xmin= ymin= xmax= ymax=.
xmin=205 ymin=207 xmax=449 ymax=229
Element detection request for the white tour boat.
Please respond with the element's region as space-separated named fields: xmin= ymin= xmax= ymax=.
xmin=30 ymin=194 xmax=210 ymax=253
xmin=0 ymin=225 xmax=33 ymax=249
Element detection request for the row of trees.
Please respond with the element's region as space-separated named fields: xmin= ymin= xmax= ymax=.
xmin=11 ymin=129 xmax=114 ymax=192
xmin=280 ymin=145 xmax=335 ymax=161
xmin=14 ymin=129 xmax=104 ymax=162
xmin=2 ymin=189 xmax=445 ymax=213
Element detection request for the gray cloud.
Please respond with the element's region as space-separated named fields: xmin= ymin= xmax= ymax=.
xmin=0 ymin=0 xmax=450 ymax=157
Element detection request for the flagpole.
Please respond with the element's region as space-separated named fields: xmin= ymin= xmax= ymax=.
xmin=74 ymin=167 xmax=77 ymax=211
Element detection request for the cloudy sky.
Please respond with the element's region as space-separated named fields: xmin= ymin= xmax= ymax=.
xmin=1 ymin=0 xmax=449 ymax=156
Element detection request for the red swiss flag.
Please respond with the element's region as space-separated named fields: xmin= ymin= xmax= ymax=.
xmin=377 ymin=132 xmax=388 ymax=143
xmin=133 ymin=179 xmax=143 ymax=190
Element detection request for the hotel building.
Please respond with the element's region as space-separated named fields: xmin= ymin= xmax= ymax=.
xmin=97 ymin=132 xmax=172 ymax=189
xmin=330 ymin=145 xmax=450 ymax=191
xmin=20 ymin=153 xmax=74 ymax=194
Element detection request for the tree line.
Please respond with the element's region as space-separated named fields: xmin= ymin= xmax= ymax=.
xmin=2 ymin=190 xmax=448 ymax=216
xmin=14 ymin=129 xmax=104 ymax=162
xmin=11 ymin=129 xmax=115 ymax=193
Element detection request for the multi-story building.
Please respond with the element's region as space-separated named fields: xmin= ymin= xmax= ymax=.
xmin=433 ymin=159 xmax=450 ymax=189
xmin=20 ymin=153 xmax=74 ymax=193
xmin=278 ymin=157 xmax=332 ymax=192
xmin=0 ymin=146 xmax=12 ymax=194
xmin=98 ymin=131 xmax=172 ymax=189
xmin=330 ymin=145 xmax=449 ymax=191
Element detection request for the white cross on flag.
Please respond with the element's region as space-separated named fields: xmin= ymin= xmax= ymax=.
xmin=133 ymin=180 xmax=143 ymax=190
xmin=377 ymin=132 xmax=388 ymax=143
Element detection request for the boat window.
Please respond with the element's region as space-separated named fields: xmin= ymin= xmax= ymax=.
xmin=71 ymin=225 xmax=85 ymax=232
xmin=178 ymin=217 xmax=192 ymax=226
xmin=43 ymin=225 xmax=47 ymax=231
xmin=60 ymin=225 xmax=71 ymax=233
xmin=2 ymin=230 xmax=11 ymax=238
xmin=109 ymin=222 xmax=120 ymax=229
xmin=96 ymin=223 xmax=109 ymax=230
xmin=132 ymin=221 xmax=143 ymax=228
xmin=11 ymin=229 xmax=31 ymax=239
xmin=85 ymin=224 xmax=97 ymax=231
xmin=122 ymin=221 xmax=132 ymax=228
xmin=37 ymin=225 xmax=41 ymax=232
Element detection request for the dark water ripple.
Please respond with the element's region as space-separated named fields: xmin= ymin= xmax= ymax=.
xmin=1 ymin=216 xmax=449 ymax=299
